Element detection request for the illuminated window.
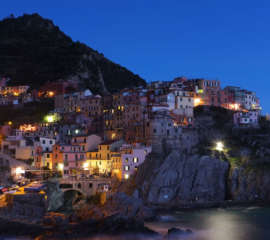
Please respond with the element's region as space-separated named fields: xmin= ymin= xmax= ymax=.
xmin=133 ymin=157 xmax=138 ymax=163
xmin=124 ymin=166 xmax=129 ymax=171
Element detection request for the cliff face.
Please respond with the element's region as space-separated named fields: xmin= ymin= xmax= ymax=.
xmin=229 ymin=167 xmax=270 ymax=201
xmin=127 ymin=107 xmax=270 ymax=206
xmin=145 ymin=151 xmax=229 ymax=204
xmin=0 ymin=14 xmax=146 ymax=93
xmin=131 ymin=150 xmax=270 ymax=206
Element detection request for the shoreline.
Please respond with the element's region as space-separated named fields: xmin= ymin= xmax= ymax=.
xmin=149 ymin=200 xmax=270 ymax=213
xmin=1 ymin=201 xmax=270 ymax=239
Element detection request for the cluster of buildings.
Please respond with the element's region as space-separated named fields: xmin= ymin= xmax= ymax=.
xmin=0 ymin=77 xmax=80 ymax=106
xmin=0 ymin=76 xmax=262 ymax=183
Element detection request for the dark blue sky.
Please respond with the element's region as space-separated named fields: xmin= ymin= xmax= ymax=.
xmin=1 ymin=0 xmax=270 ymax=112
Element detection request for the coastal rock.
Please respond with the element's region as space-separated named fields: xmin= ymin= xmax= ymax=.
xmin=102 ymin=192 xmax=156 ymax=220
xmin=144 ymin=151 xmax=229 ymax=205
xmin=167 ymin=227 xmax=193 ymax=239
xmin=229 ymin=167 xmax=270 ymax=201
xmin=46 ymin=180 xmax=64 ymax=212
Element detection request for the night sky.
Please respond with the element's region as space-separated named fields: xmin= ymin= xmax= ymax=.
xmin=1 ymin=0 xmax=269 ymax=113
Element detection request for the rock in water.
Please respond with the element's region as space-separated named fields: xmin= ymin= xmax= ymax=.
xmin=45 ymin=180 xmax=64 ymax=212
xmin=101 ymin=192 xmax=156 ymax=220
xmin=167 ymin=227 xmax=193 ymax=239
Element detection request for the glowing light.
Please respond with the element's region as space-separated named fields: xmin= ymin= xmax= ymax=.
xmin=8 ymin=121 xmax=12 ymax=126
xmin=44 ymin=113 xmax=60 ymax=123
xmin=194 ymin=98 xmax=202 ymax=107
xmin=58 ymin=163 xmax=64 ymax=171
xmin=75 ymin=129 xmax=80 ymax=134
xmin=48 ymin=91 xmax=54 ymax=97
xmin=124 ymin=174 xmax=129 ymax=179
xmin=46 ymin=115 xmax=54 ymax=123
xmin=19 ymin=124 xmax=37 ymax=132
xmin=111 ymin=133 xmax=116 ymax=139
xmin=15 ymin=167 xmax=25 ymax=175
xmin=13 ymin=92 xmax=19 ymax=96
xmin=197 ymin=89 xmax=204 ymax=94
xmin=229 ymin=103 xmax=240 ymax=111
xmin=215 ymin=141 xmax=224 ymax=152
xmin=83 ymin=162 xmax=89 ymax=170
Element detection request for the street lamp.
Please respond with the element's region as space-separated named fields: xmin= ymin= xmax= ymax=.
xmin=215 ymin=141 xmax=224 ymax=152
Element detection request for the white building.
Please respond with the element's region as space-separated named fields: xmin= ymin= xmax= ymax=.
xmin=120 ymin=144 xmax=152 ymax=180
xmin=233 ymin=111 xmax=259 ymax=127
xmin=38 ymin=137 xmax=56 ymax=152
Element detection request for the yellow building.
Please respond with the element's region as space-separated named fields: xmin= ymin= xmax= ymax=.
xmin=86 ymin=141 xmax=123 ymax=175
xmin=111 ymin=153 xmax=122 ymax=180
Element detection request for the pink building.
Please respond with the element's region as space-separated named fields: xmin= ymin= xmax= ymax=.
xmin=52 ymin=144 xmax=86 ymax=178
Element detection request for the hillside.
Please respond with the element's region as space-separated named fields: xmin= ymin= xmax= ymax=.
xmin=0 ymin=14 xmax=146 ymax=93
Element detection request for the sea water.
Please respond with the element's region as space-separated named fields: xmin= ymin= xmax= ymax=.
xmin=1 ymin=206 xmax=270 ymax=239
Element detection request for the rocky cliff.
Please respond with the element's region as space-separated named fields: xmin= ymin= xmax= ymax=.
xmin=0 ymin=14 xmax=146 ymax=93
xmin=126 ymin=107 xmax=270 ymax=206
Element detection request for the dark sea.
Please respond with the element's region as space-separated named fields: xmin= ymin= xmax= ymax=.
xmin=1 ymin=206 xmax=270 ymax=240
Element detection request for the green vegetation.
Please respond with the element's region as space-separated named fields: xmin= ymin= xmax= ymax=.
xmin=227 ymin=156 xmax=242 ymax=167
xmin=0 ymin=14 xmax=145 ymax=93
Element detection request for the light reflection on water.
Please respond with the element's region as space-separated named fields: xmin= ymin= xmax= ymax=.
xmin=147 ymin=206 xmax=270 ymax=240
xmin=3 ymin=206 xmax=270 ymax=240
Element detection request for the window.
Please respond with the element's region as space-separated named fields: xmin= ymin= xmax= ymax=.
xmin=49 ymin=140 xmax=53 ymax=145
xmin=89 ymin=183 xmax=93 ymax=188
xmin=124 ymin=166 xmax=129 ymax=171
xmin=77 ymin=183 xmax=81 ymax=189
xmin=133 ymin=157 xmax=138 ymax=163
xmin=42 ymin=140 xmax=46 ymax=144
xmin=153 ymin=129 xmax=157 ymax=133
xmin=47 ymin=154 xmax=50 ymax=158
